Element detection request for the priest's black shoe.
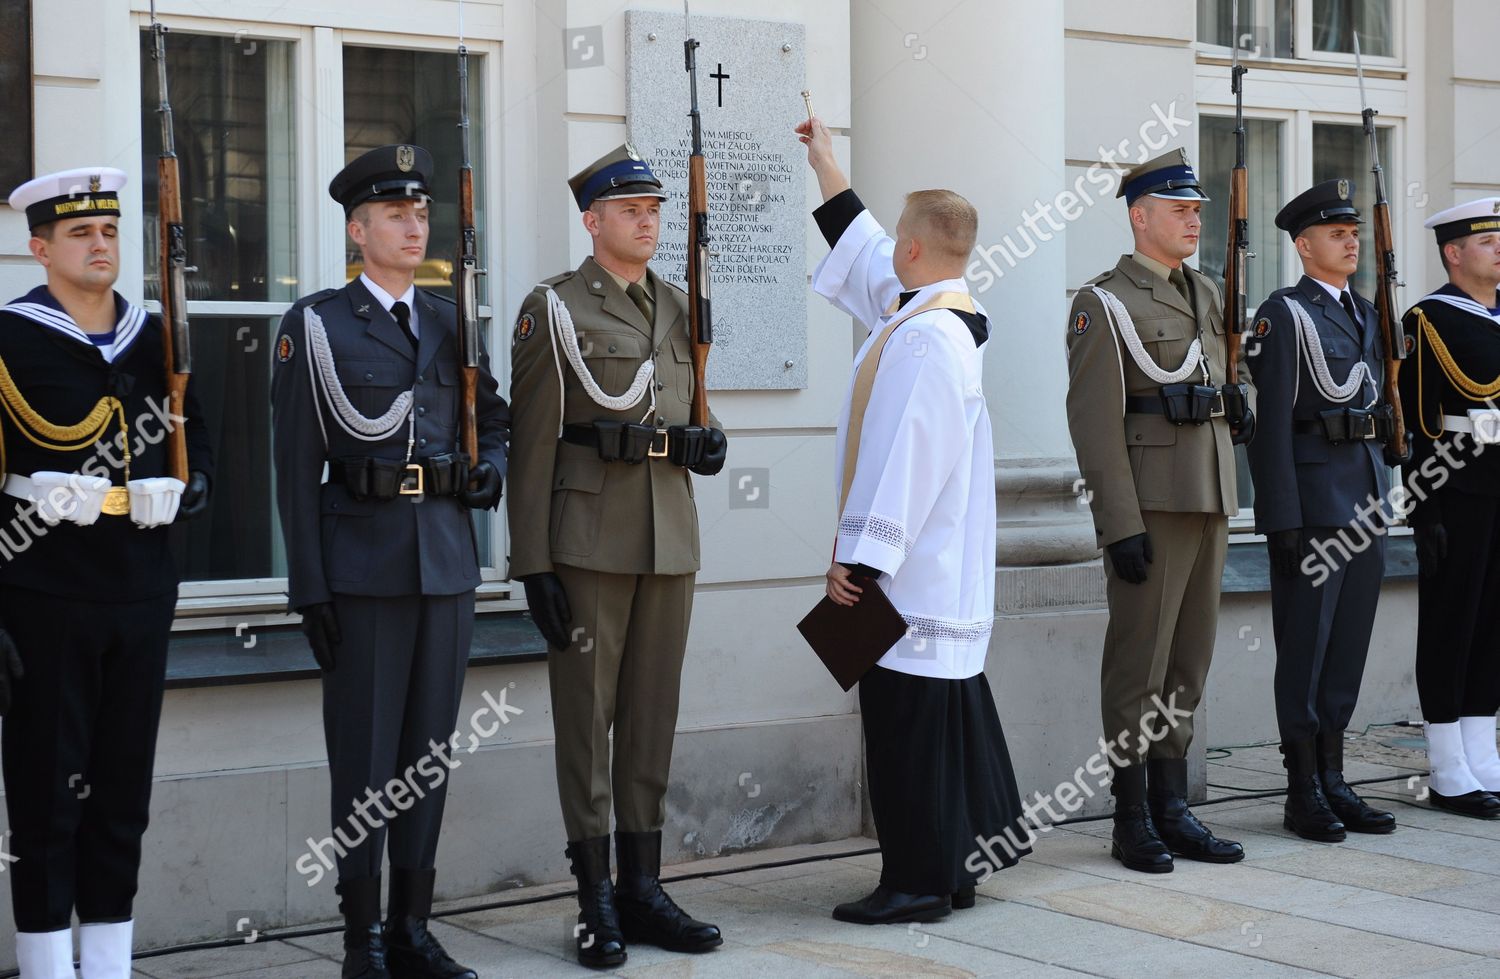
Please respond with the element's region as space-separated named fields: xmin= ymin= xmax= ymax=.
xmin=1109 ymin=764 xmax=1173 ymax=873
xmin=337 ymin=876 xmax=392 ymax=979
xmin=951 ymin=884 xmax=976 ymax=910
xmin=1318 ymin=731 xmax=1395 ymax=834
xmin=385 ymin=868 xmax=477 ymax=979
xmin=614 ymin=831 xmax=723 ymax=952
xmin=832 ymin=884 xmax=951 ymax=924
xmin=565 ymin=837 xmax=628 ymax=968
xmin=1281 ymin=739 xmax=1346 ymax=841
xmin=1430 ymin=788 xmax=1500 ymax=819
xmin=1147 ymin=758 xmax=1245 ymax=863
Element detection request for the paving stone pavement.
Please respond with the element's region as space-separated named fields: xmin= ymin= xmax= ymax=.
xmin=133 ymin=727 xmax=1500 ymax=978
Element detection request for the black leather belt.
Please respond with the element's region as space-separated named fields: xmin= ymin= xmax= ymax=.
xmin=1294 ymin=418 xmax=1379 ymax=440
xmin=1124 ymin=393 xmax=1226 ymax=417
xmin=328 ymin=454 xmax=466 ymax=499
xmin=562 ymin=422 xmax=670 ymax=459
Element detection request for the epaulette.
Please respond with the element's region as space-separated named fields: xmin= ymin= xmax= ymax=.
xmin=540 ymin=270 xmax=576 ymax=289
xmin=1084 ymin=268 xmax=1116 ymax=287
xmin=291 ymin=287 xmax=340 ymax=311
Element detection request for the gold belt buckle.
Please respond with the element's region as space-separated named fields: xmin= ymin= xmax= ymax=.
xmin=399 ymin=463 xmax=425 ymax=496
xmin=648 ymin=429 xmax=670 ymax=459
xmin=101 ymin=486 xmax=130 ymax=516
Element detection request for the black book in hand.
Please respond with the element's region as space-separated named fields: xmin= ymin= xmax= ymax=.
xmin=796 ymin=577 xmax=908 ymax=691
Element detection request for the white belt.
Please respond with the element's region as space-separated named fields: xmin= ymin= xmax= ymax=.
xmin=1442 ymin=411 xmax=1500 ymax=444
xmin=2 ymin=472 xmax=182 ymax=527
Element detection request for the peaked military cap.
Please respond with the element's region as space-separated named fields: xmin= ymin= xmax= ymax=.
xmin=569 ymin=144 xmax=667 ymax=211
xmin=329 ymin=144 xmax=434 ymax=216
xmin=1116 ymin=149 xmax=1210 ymax=206
xmin=1424 ymin=197 xmax=1500 ymax=245
xmin=1275 ymin=179 xmax=1362 ymax=238
xmin=8 ymin=166 xmax=126 ymax=231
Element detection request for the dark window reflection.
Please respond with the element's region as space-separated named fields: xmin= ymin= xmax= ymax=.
xmin=1313 ymin=0 xmax=1394 ymax=56
xmin=1313 ymin=123 xmax=1394 ymax=301
xmin=139 ymin=32 xmax=298 ymax=304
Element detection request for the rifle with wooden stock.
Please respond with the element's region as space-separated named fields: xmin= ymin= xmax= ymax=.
xmin=684 ymin=1 xmax=713 ymax=428
xmin=454 ymin=7 xmax=484 ymax=471
xmin=1354 ymin=33 xmax=1410 ymax=465
xmin=1222 ymin=0 xmax=1251 ymax=430
xmin=149 ymin=0 xmax=191 ymax=483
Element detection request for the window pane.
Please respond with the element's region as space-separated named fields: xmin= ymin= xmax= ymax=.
xmin=1313 ymin=123 xmax=1393 ymax=300
xmin=170 ymin=317 xmax=282 ymax=582
xmin=342 ymin=47 xmax=485 ymax=303
xmin=1199 ymin=117 xmax=1285 ymax=314
xmin=1313 ymin=0 xmax=1393 ymax=56
xmin=0 ymin=0 xmax=31 ymax=193
xmin=1197 ymin=0 xmax=1293 ymax=58
xmin=139 ymin=33 xmax=298 ymax=303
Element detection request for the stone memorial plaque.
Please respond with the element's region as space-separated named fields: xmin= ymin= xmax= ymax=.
xmin=626 ymin=10 xmax=807 ymax=391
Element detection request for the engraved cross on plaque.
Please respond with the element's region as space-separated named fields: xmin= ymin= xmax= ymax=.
xmin=710 ymin=63 xmax=729 ymax=107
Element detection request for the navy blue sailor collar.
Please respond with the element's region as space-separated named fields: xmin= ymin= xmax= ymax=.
xmin=1 ymin=285 xmax=148 ymax=362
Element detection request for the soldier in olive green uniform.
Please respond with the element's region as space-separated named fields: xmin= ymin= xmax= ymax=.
xmin=507 ymin=145 xmax=725 ymax=968
xmin=1064 ymin=149 xmax=1256 ymax=874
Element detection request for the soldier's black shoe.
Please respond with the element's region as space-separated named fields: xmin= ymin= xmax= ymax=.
xmin=1147 ymin=758 xmax=1245 ymax=863
xmin=614 ymin=831 xmax=723 ymax=952
xmin=1110 ymin=765 xmax=1173 ymax=873
xmin=1317 ymin=731 xmax=1396 ymax=834
xmin=338 ymin=876 xmax=392 ymax=979
xmin=385 ymin=868 xmax=477 ymax=979
xmin=832 ymin=884 xmax=951 ymax=924
xmin=566 ymin=837 xmax=628 ymax=968
xmin=1281 ymin=739 xmax=1346 ymax=842
xmin=1430 ymin=789 xmax=1500 ymax=819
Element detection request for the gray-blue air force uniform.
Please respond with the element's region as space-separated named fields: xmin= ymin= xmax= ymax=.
xmin=271 ymin=274 xmax=509 ymax=881
xmin=1245 ymin=274 xmax=1390 ymax=742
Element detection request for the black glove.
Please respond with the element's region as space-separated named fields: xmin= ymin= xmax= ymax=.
xmin=1413 ymin=522 xmax=1448 ymax=580
xmin=177 ymin=471 xmax=211 ymax=521
xmin=0 ymin=625 xmax=23 ymax=717
xmin=1267 ymin=528 xmax=1305 ymax=578
xmin=1383 ymin=442 xmax=1413 ymax=467
xmin=299 ymin=602 xmax=342 ymax=672
xmin=1106 ymin=532 xmax=1153 ymax=585
xmin=460 ymin=460 xmax=503 ymax=510
xmin=522 ymin=572 xmax=573 ymax=651
xmin=1231 ymin=409 xmax=1256 ymax=446
xmin=689 ymin=428 xmax=727 ymax=477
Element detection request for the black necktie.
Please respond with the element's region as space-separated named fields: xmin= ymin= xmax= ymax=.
xmin=391 ymin=301 xmax=417 ymax=351
xmin=1339 ymin=291 xmax=1361 ymax=332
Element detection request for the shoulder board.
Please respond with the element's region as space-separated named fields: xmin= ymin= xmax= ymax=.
xmin=419 ymin=288 xmax=456 ymax=308
xmin=1084 ymin=268 xmax=1116 ymax=287
xmin=291 ymin=287 xmax=341 ymax=311
xmin=540 ymin=270 xmax=576 ymax=288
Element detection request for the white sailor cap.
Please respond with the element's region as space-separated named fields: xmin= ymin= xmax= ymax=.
xmin=1424 ymin=197 xmax=1500 ymax=245
xmin=7 ymin=167 xmax=127 ymax=231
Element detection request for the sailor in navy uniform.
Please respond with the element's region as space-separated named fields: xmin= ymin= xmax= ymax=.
xmin=1245 ymin=179 xmax=1398 ymax=842
xmin=1 ymin=167 xmax=213 ymax=979
xmin=271 ymin=145 xmax=508 ymax=979
xmin=1398 ymin=198 xmax=1500 ymax=820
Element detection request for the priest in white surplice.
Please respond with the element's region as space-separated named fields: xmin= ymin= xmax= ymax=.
xmin=798 ymin=116 xmax=1029 ymax=925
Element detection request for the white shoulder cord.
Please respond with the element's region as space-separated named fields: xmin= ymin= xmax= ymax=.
xmin=1282 ymin=297 xmax=1374 ymax=406
xmin=542 ymin=286 xmax=657 ymax=437
xmin=303 ymin=306 xmax=416 ymax=449
xmin=1091 ymin=286 xmax=1206 ymax=385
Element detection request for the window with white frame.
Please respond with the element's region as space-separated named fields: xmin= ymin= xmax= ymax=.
xmin=1197 ymin=0 xmax=1396 ymax=60
xmin=137 ymin=23 xmax=503 ymax=609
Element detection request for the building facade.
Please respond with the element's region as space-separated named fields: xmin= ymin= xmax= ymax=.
xmin=0 ymin=0 xmax=1490 ymax=954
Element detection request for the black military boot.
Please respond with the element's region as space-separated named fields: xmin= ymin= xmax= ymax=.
xmin=1317 ymin=730 xmax=1396 ymax=834
xmin=1109 ymin=765 xmax=1173 ymax=873
xmin=384 ymin=868 xmax=478 ymax=979
xmin=337 ymin=876 xmax=391 ymax=979
xmin=614 ymin=830 xmax=723 ymax=952
xmin=566 ymin=837 xmax=628 ymax=968
xmin=1281 ymin=739 xmax=1346 ymax=841
xmin=1147 ymin=757 xmax=1245 ymax=863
